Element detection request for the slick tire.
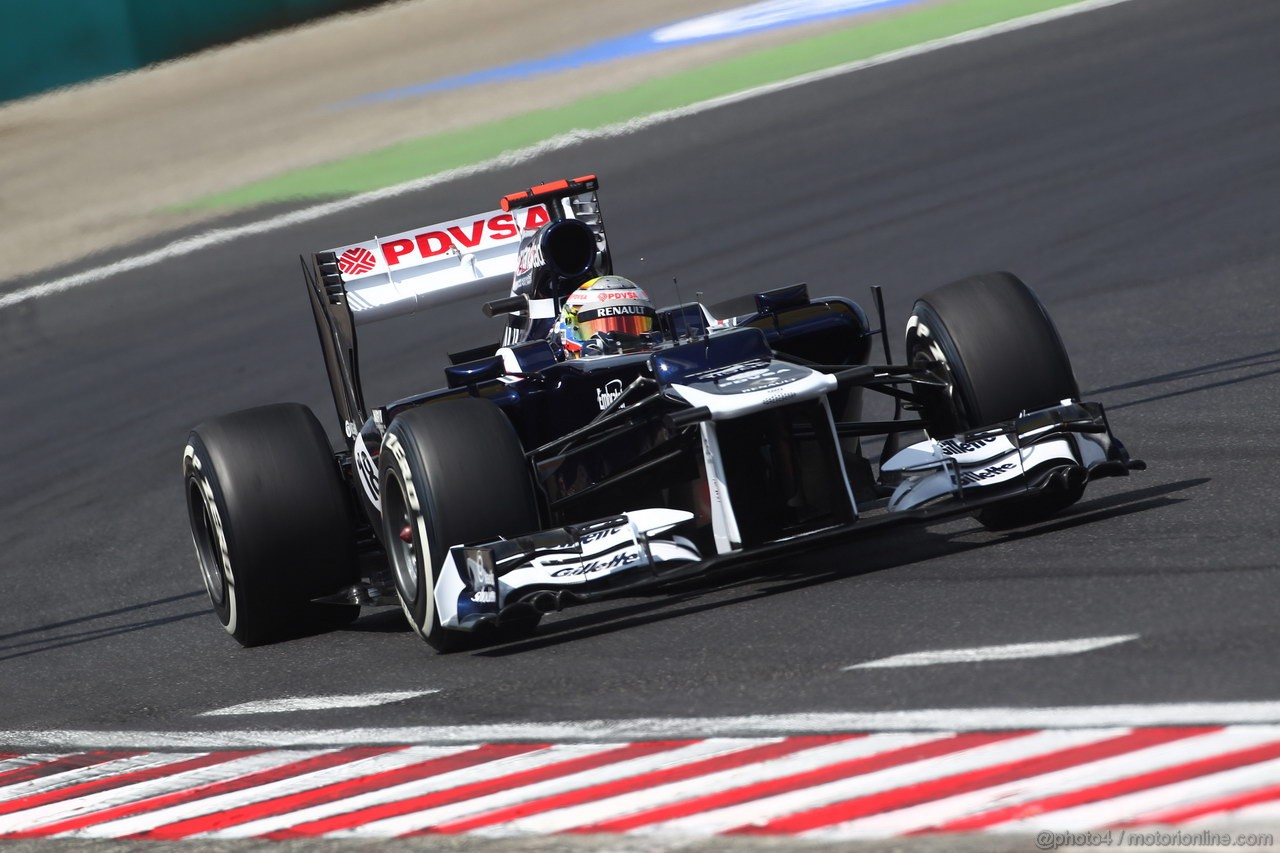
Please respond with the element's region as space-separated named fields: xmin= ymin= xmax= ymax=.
xmin=905 ymin=271 xmax=1084 ymax=530
xmin=183 ymin=403 xmax=360 ymax=647
xmin=379 ymin=397 xmax=540 ymax=652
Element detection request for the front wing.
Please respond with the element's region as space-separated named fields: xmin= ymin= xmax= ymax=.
xmin=432 ymin=400 xmax=1141 ymax=632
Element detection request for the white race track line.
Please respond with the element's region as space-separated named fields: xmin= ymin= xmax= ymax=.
xmin=7 ymin=702 xmax=1280 ymax=750
xmin=845 ymin=635 xmax=1139 ymax=669
xmin=0 ymin=0 xmax=1139 ymax=312
xmin=198 ymin=690 xmax=439 ymax=716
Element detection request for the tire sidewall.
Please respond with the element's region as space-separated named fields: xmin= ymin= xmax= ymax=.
xmin=182 ymin=403 xmax=358 ymax=646
xmin=379 ymin=426 xmax=443 ymax=641
xmin=184 ymin=434 xmax=240 ymax=635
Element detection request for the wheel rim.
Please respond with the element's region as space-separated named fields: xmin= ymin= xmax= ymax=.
xmin=908 ymin=306 xmax=976 ymax=434
xmin=186 ymin=478 xmax=227 ymax=607
xmin=383 ymin=476 xmax=420 ymax=603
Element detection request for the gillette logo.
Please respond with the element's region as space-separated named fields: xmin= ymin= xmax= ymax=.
xmin=958 ymin=463 xmax=1017 ymax=485
xmin=551 ymin=550 xmax=641 ymax=577
xmin=939 ymin=437 xmax=998 ymax=455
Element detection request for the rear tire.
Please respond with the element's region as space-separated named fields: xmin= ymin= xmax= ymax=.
xmin=183 ymin=404 xmax=359 ymax=647
xmin=378 ymin=397 xmax=540 ymax=651
xmin=905 ymin=271 xmax=1083 ymax=529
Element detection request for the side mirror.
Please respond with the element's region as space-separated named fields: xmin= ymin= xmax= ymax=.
xmin=444 ymin=356 xmax=504 ymax=388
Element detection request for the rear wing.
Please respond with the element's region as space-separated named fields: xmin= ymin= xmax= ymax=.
xmin=303 ymin=175 xmax=605 ymax=432
xmin=320 ymin=205 xmax=551 ymax=325
xmin=318 ymin=175 xmax=604 ymax=326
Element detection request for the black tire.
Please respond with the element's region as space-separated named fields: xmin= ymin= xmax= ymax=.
xmin=905 ymin=271 xmax=1083 ymax=529
xmin=183 ymin=404 xmax=360 ymax=647
xmin=378 ymin=397 xmax=540 ymax=651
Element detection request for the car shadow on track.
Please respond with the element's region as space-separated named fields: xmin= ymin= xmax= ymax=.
xmin=1085 ymin=348 xmax=1280 ymax=411
xmin=0 ymin=590 xmax=208 ymax=663
xmin=469 ymin=477 xmax=1210 ymax=656
xmin=345 ymin=609 xmax=414 ymax=635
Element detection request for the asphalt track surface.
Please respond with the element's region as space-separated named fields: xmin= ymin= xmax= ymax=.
xmin=1 ymin=0 xmax=1278 ymax=817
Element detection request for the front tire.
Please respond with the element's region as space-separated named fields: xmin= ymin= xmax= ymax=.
xmin=905 ymin=271 xmax=1083 ymax=529
xmin=183 ymin=403 xmax=359 ymax=647
xmin=378 ymin=397 xmax=540 ymax=651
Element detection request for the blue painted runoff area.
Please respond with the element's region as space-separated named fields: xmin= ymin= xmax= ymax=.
xmin=343 ymin=0 xmax=920 ymax=107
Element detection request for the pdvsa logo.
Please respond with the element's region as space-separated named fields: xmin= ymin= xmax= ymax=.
xmin=338 ymin=246 xmax=378 ymax=276
xmin=379 ymin=207 xmax=551 ymax=267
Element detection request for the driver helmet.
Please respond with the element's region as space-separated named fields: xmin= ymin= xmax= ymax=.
xmin=553 ymin=275 xmax=655 ymax=357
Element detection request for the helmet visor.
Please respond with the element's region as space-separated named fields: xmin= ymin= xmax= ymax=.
xmin=577 ymin=307 xmax=653 ymax=338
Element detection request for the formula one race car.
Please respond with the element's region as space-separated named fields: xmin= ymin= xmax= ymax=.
xmin=183 ymin=174 xmax=1143 ymax=649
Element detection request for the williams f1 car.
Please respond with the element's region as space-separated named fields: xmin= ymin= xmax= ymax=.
xmin=183 ymin=174 xmax=1143 ymax=649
